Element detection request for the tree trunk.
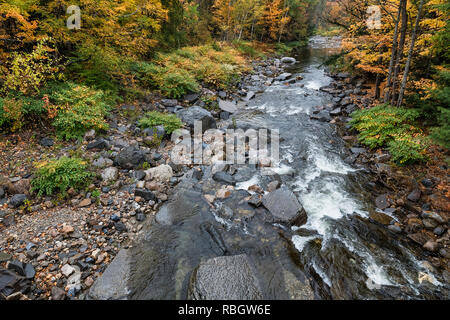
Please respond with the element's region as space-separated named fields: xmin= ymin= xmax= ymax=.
xmin=391 ymin=0 xmax=408 ymax=105
xmin=383 ymin=0 xmax=403 ymax=103
xmin=397 ymin=0 xmax=425 ymax=107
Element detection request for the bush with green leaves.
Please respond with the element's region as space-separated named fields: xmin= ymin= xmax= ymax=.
xmin=350 ymin=104 xmax=429 ymax=165
xmin=31 ymin=157 xmax=92 ymax=197
xmin=0 ymin=94 xmax=46 ymax=132
xmin=139 ymin=111 xmax=183 ymax=134
xmin=47 ymin=82 xmax=111 ymax=140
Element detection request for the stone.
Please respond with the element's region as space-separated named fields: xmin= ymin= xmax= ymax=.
xmin=78 ymin=198 xmax=91 ymax=208
xmin=92 ymin=157 xmax=113 ymax=168
xmin=219 ymin=100 xmax=237 ymax=113
xmin=51 ymin=286 xmax=66 ymax=300
xmin=423 ymin=240 xmax=439 ymax=252
xmin=61 ymin=264 xmax=75 ymax=277
xmin=267 ymin=180 xmax=280 ymax=192
xmin=134 ymin=189 xmax=156 ymax=201
xmin=407 ymin=189 xmax=421 ymax=202
xmin=101 ymin=167 xmax=119 ymax=182
xmin=183 ymin=93 xmax=200 ymax=104
xmin=87 ymin=138 xmax=109 ymax=151
xmin=388 ymin=225 xmax=402 ymax=233
xmin=143 ymin=125 xmax=165 ymax=139
xmin=243 ymin=91 xmax=255 ymax=102
xmin=23 ymin=263 xmax=35 ymax=279
xmin=350 ymin=147 xmax=366 ymax=155
xmin=375 ymin=194 xmax=389 ymax=210
xmin=161 ymin=99 xmax=178 ymax=108
xmin=275 ymin=73 xmax=292 ymax=81
xmin=212 ymin=172 xmax=235 ymax=185
xmin=421 ymin=179 xmax=434 ymax=188
xmin=0 ymin=268 xmax=31 ymax=297
xmin=84 ymin=129 xmax=96 ymax=141
xmin=144 ymin=164 xmax=173 ymax=182
xmin=0 ymin=252 xmax=12 ymax=263
xmin=310 ymin=110 xmax=331 ymax=122
xmin=433 ymin=226 xmax=445 ymax=236
xmin=407 ymin=233 xmax=431 ymax=246
xmin=88 ymin=249 xmax=131 ymax=300
xmin=176 ymin=106 xmax=217 ymax=133
xmin=281 ymin=57 xmax=296 ymax=64
xmin=262 ymin=186 xmax=307 ymax=226
xmin=133 ymin=170 xmax=146 ymax=181
xmin=421 ymin=211 xmax=445 ymax=224
xmin=39 ymin=137 xmax=54 ymax=147
xmin=248 ymin=194 xmax=262 ymax=207
xmin=0 ymin=187 xmax=4 ymax=199
xmin=215 ymin=186 xmax=234 ymax=199
xmin=62 ymin=224 xmax=74 ymax=234
xmin=188 ymin=254 xmax=263 ymax=300
xmin=115 ymin=146 xmax=146 ymax=169
xmin=9 ymin=194 xmax=27 ymax=208
xmin=7 ymin=179 xmax=31 ymax=195
xmin=422 ymin=218 xmax=438 ymax=229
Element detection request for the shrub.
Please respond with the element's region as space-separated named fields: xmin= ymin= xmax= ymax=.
xmin=139 ymin=111 xmax=183 ymax=134
xmin=31 ymin=157 xmax=92 ymax=197
xmin=48 ymin=82 xmax=111 ymax=140
xmin=0 ymin=94 xmax=46 ymax=132
xmin=350 ymin=104 xmax=429 ymax=164
xmin=3 ymin=38 xmax=62 ymax=96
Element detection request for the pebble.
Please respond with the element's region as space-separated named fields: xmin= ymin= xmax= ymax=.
xmin=61 ymin=264 xmax=75 ymax=277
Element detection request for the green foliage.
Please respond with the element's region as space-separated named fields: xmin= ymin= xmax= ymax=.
xmin=232 ymin=40 xmax=267 ymax=59
xmin=48 ymin=82 xmax=111 ymax=140
xmin=350 ymin=104 xmax=429 ymax=164
xmin=3 ymin=38 xmax=62 ymax=96
xmin=0 ymin=93 xmax=46 ymax=132
xmin=139 ymin=111 xmax=183 ymax=134
xmin=431 ymin=107 xmax=450 ymax=149
xmin=31 ymin=157 xmax=92 ymax=197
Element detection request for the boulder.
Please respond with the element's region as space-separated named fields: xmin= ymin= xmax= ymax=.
xmin=212 ymin=172 xmax=235 ymax=185
xmin=114 ymin=146 xmax=146 ymax=169
xmin=88 ymin=249 xmax=131 ymax=300
xmin=161 ymin=99 xmax=178 ymax=108
xmin=145 ymin=164 xmax=173 ymax=183
xmin=218 ymin=100 xmax=237 ymax=113
xmin=9 ymin=194 xmax=27 ymax=208
xmin=375 ymin=194 xmax=389 ymax=210
xmin=281 ymin=57 xmax=296 ymax=64
xmin=188 ymin=254 xmax=263 ymax=300
xmin=39 ymin=137 xmax=54 ymax=147
xmin=87 ymin=138 xmax=109 ymax=151
xmin=407 ymin=189 xmax=421 ymax=202
xmin=176 ymin=106 xmax=217 ymax=133
xmin=101 ymin=167 xmax=119 ymax=182
xmin=134 ymin=189 xmax=156 ymax=201
xmin=262 ymin=186 xmax=307 ymax=226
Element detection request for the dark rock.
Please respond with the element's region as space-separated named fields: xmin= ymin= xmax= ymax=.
xmin=407 ymin=189 xmax=421 ymax=202
xmin=176 ymin=106 xmax=217 ymax=133
xmin=310 ymin=111 xmax=331 ymax=122
xmin=136 ymin=213 xmax=146 ymax=222
xmin=350 ymin=147 xmax=367 ymax=155
xmin=134 ymin=189 xmax=156 ymax=201
xmin=340 ymin=97 xmax=352 ymax=106
xmin=188 ymin=254 xmax=263 ymax=300
xmin=375 ymin=194 xmax=389 ymax=210
xmin=115 ymin=146 xmax=146 ymax=169
xmin=114 ymin=222 xmax=127 ymax=233
xmin=220 ymin=111 xmax=230 ymax=120
xmin=422 ymin=218 xmax=438 ymax=229
xmin=9 ymin=194 xmax=27 ymax=208
xmin=192 ymin=169 xmax=203 ymax=181
xmin=218 ymin=205 xmax=234 ymax=218
xmin=87 ymin=138 xmax=109 ymax=151
xmin=421 ymin=211 xmax=445 ymax=224
xmin=421 ymin=179 xmax=434 ymax=188
xmin=23 ymin=263 xmax=35 ymax=279
xmin=51 ymin=286 xmax=66 ymax=300
xmin=133 ymin=170 xmax=146 ymax=181
xmin=262 ymin=186 xmax=307 ymax=226
xmin=183 ymin=93 xmax=200 ymax=104
xmin=433 ymin=226 xmax=445 ymax=236
xmin=0 ymin=187 xmax=4 ymax=199
xmin=407 ymin=233 xmax=430 ymax=246
xmin=329 ymin=107 xmax=342 ymax=116
xmin=110 ymin=214 xmax=120 ymax=222
xmin=39 ymin=137 xmax=54 ymax=147
xmin=0 ymin=268 xmax=31 ymax=297
xmin=248 ymin=194 xmax=262 ymax=207
xmin=161 ymin=99 xmax=178 ymax=108
xmin=212 ymin=172 xmax=235 ymax=185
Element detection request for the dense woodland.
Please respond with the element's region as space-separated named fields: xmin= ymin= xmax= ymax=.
xmin=0 ymin=0 xmax=449 ymax=161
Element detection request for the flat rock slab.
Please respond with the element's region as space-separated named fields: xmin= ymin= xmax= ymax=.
xmin=218 ymin=100 xmax=237 ymax=113
xmin=262 ymin=187 xmax=307 ymax=226
xmin=188 ymin=254 xmax=263 ymax=300
xmin=88 ymin=249 xmax=131 ymax=300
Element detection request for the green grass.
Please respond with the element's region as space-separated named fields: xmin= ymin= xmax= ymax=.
xmin=139 ymin=111 xmax=183 ymax=134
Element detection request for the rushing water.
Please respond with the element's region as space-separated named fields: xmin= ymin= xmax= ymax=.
xmin=232 ymin=36 xmax=449 ymax=299
xmin=91 ymin=36 xmax=448 ymax=300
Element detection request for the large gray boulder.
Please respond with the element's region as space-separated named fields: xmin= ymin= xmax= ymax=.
xmin=176 ymin=106 xmax=216 ymax=133
xmin=88 ymin=249 xmax=131 ymax=300
xmin=275 ymin=73 xmax=292 ymax=81
xmin=114 ymin=146 xmax=146 ymax=169
xmin=188 ymin=254 xmax=263 ymax=300
xmin=262 ymin=186 xmax=307 ymax=226
xmin=218 ymin=100 xmax=237 ymax=113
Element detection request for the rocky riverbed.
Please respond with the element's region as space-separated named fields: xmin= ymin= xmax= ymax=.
xmin=1 ymin=36 xmax=448 ymax=300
